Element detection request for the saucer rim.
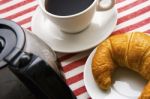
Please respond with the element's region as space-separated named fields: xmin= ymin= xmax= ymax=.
xmin=31 ymin=6 xmax=118 ymax=53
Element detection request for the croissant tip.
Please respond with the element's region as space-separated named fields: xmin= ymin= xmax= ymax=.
xmin=97 ymin=77 xmax=112 ymax=90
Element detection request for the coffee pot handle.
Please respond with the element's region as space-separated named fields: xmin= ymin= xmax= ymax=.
xmin=97 ymin=0 xmax=115 ymax=11
xmin=7 ymin=52 xmax=76 ymax=99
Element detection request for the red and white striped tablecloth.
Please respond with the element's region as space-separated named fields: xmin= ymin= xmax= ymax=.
xmin=0 ymin=0 xmax=150 ymax=99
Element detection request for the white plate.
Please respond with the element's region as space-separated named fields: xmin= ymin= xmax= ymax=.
xmin=31 ymin=7 xmax=117 ymax=53
xmin=84 ymin=49 xmax=147 ymax=99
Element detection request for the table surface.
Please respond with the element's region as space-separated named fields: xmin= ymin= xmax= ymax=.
xmin=0 ymin=0 xmax=150 ymax=99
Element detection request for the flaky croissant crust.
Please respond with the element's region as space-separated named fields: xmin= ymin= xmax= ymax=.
xmin=92 ymin=32 xmax=150 ymax=99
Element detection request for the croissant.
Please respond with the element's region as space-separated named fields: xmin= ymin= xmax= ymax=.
xmin=92 ymin=32 xmax=150 ymax=99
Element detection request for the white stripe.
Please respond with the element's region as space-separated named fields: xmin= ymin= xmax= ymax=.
xmin=61 ymin=50 xmax=90 ymax=67
xmin=118 ymin=0 xmax=150 ymax=18
xmin=12 ymin=11 xmax=34 ymax=22
xmin=0 ymin=1 xmax=37 ymax=18
xmin=115 ymin=11 xmax=150 ymax=31
xmin=130 ymin=23 xmax=150 ymax=32
xmin=77 ymin=92 xmax=90 ymax=99
xmin=0 ymin=0 xmax=21 ymax=9
xmin=21 ymin=22 xmax=31 ymax=28
xmin=65 ymin=65 xmax=84 ymax=79
xmin=116 ymin=0 xmax=135 ymax=9
xmin=69 ymin=80 xmax=84 ymax=91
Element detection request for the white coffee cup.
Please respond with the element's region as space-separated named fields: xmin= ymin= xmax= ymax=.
xmin=37 ymin=0 xmax=115 ymax=33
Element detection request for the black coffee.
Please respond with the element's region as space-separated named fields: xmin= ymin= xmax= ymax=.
xmin=45 ymin=0 xmax=94 ymax=16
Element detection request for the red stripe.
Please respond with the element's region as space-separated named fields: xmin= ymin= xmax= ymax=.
xmin=63 ymin=57 xmax=87 ymax=73
xmin=0 ymin=0 xmax=11 ymax=5
xmin=116 ymin=0 xmax=125 ymax=4
xmin=17 ymin=17 xmax=32 ymax=25
xmin=144 ymin=29 xmax=150 ymax=33
xmin=0 ymin=0 xmax=35 ymax=14
xmin=117 ymin=5 xmax=150 ymax=24
xmin=59 ymin=53 xmax=77 ymax=62
xmin=118 ymin=0 xmax=147 ymax=13
xmin=73 ymin=86 xmax=87 ymax=96
xmin=113 ymin=17 xmax=150 ymax=35
xmin=27 ymin=27 xmax=31 ymax=31
xmin=5 ymin=5 xmax=37 ymax=20
xmin=67 ymin=72 xmax=83 ymax=85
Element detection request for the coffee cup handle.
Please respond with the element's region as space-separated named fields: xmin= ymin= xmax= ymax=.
xmin=97 ymin=0 xmax=115 ymax=11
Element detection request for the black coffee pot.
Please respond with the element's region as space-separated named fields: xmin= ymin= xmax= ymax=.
xmin=0 ymin=19 xmax=76 ymax=99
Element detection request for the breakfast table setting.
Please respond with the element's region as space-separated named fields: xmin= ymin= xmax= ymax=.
xmin=0 ymin=0 xmax=150 ymax=99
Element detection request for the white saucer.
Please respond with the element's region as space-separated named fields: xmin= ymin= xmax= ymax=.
xmin=31 ymin=7 xmax=117 ymax=53
xmin=84 ymin=49 xmax=147 ymax=99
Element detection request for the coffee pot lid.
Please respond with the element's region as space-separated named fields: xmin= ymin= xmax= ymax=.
xmin=0 ymin=19 xmax=25 ymax=68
